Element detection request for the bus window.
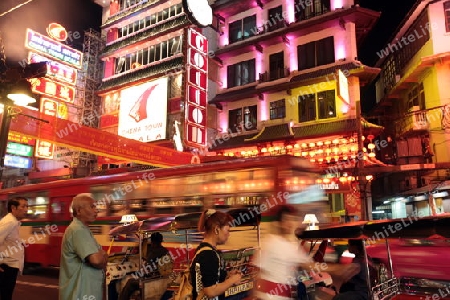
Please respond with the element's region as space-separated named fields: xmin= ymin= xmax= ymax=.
xmin=27 ymin=196 xmax=49 ymax=219
xmin=110 ymin=200 xmax=127 ymax=216
xmin=214 ymin=195 xmax=266 ymax=208
xmin=129 ymin=199 xmax=148 ymax=216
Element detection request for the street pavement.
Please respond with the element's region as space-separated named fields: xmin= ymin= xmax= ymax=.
xmin=13 ymin=268 xmax=59 ymax=300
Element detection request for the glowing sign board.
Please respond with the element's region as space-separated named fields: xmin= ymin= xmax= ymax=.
xmin=46 ymin=23 xmax=68 ymax=42
xmin=6 ymin=142 xmax=33 ymax=157
xmin=40 ymin=98 xmax=68 ymax=119
xmin=25 ymin=28 xmax=83 ymax=69
xmin=35 ymin=140 xmax=54 ymax=159
xmin=8 ymin=132 xmax=35 ymax=145
xmin=184 ymin=28 xmax=207 ymax=147
xmin=30 ymin=78 xmax=75 ymax=103
xmin=118 ymin=77 xmax=168 ymax=142
xmin=337 ymin=69 xmax=350 ymax=106
xmin=29 ymin=53 xmax=77 ymax=85
xmin=4 ymin=155 xmax=32 ymax=169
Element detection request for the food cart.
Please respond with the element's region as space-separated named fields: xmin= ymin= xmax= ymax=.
xmin=296 ymin=215 xmax=450 ymax=300
xmin=107 ymin=208 xmax=261 ymax=300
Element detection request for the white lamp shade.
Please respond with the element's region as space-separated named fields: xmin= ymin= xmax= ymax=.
xmin=302 ymin=214 xmax=319 ymax=230
xmin=302 ymin=214 xmax=319 ymax=224
xmin=120 ymin=214 xmax=139 ymax=225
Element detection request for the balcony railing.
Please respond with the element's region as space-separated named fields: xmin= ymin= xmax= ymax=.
xmin=259 ymin=68 xmax=290 ymax=82
xmin=395 ymin=110 xmax=429 ymax=136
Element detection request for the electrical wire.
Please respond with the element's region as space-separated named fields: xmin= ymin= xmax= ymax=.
xmin=0 ymin=0 xmax=34 ymax=18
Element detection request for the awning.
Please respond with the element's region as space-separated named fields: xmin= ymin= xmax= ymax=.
xmin=400 ymin=180 xmax=450 ymax=196
xmin=210 ymin=119 xmax=383 ymax=151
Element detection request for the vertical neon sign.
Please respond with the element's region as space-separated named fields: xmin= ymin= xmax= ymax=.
xmin=184 ymin=28 xmax=208 ymax=147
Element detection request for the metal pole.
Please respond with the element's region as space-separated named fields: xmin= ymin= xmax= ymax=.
xmin=356 ymin=100 xmax=368 ymax=221
xmin=0 ymin=105 xmax=12 ymax=183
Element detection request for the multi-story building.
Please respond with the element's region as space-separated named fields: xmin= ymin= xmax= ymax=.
xmin=96 ymin=0 xmax=217 ymax=167
xmin=208 ymin=0 xmax=383 ymax=219
xmin=372 ymin=0 xmax=450 ymax=218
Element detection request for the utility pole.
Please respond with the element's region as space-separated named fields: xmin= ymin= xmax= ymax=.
xmin=356 ymin=99 xmax=369 ymax=221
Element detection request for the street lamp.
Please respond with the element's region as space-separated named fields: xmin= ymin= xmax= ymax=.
xmin=0 ymin=87 xmax=37 ymax=183
xmin=6 ymin=79 xmax=36 ymax=105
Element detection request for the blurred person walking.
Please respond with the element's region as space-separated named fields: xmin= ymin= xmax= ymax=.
xmin=190 ymin=209 xmax=242 ymax=300
xmin=254 ymin=204 xmax=314 ymax=300
xmin=0 ymin=197 xmax=28 ymax=300
xmin=59 ymin=193 xmax=108 ymax=300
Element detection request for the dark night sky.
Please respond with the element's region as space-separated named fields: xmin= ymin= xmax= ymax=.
xmin=358 ymin=0 xmax=418 ymax=66
xmin=0 ymin=0 xmax=102 ymax=67
xmin=0 ymin=0 xmax=418 ymax=111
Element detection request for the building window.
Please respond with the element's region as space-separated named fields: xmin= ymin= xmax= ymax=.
xmin=407 ymin=83 xmax=425 ymax=111
xmin=228 ymin=15 xmax=257 ymax=44
xmin=317 ymin=90 xmax=336 ymax=119
xmin=269 ymin=51 xmax=285 ymax=81
xmin=266 ymin=5 xmax=285 ymax=32
xmin=298 ymin=90 xmax=335 ymax=122
xmin=270 ymin=99 xmax=286 ymax=120
xmin=298 ymin=94 xmax=316 ymax=122
xmin=445 ymin=1 xmax=450 ymax=32
xmin=114 ymin=36 xmax=182 ymax=74
xmin=228 ymin=105 xmax=257 ymax=133
xmin=298 ymin=36 xmax=334 ymax=70
xmin=227 ymin=59 xmax=256 ymax=88
xmin=295 ymin=0 xmax=330 ymax=22
xmin=117 ymin=3 xmax=183 ymax=39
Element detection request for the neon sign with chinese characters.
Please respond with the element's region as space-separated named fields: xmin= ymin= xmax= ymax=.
xmin=30 ymin=78 xmax=75 ymax=103
xmin=184 ymin=28 xmax=207 ymax=148
xmin=35 ymin=140 xmax=54 ymax=159
xmin=29 ymin=53 xmax=77 ymax=85
xmin=25 ymin=28 xmax=83 ymax=69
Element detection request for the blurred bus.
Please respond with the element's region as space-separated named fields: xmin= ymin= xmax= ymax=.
xmin=0 ymin=155 xmax=326 ymax=268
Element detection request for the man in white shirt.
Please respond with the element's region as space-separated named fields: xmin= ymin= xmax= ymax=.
xmin=0 ymin=197 xmax=28 ymax=300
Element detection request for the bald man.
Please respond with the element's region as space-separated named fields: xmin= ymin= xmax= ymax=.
xmin=59 ymin=193 xmax=108 ymax=300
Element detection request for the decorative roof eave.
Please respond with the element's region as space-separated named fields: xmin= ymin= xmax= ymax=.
xmin=209 ymin=84 xmax=259 ymax=104
xmin=98 ymin=56 xmax=184 ymax=93
xmin=244 ymin=123 xmax=294 ymax=142
xmin=209 ymin=119 xmax=384 ymax=151
xmin=290 ymin=61 xmax=362 ymax=83
xmin=102 ymin=0 xmax=164 ymax=28
xmin=101 ymin=15 xmax=190 ymax=57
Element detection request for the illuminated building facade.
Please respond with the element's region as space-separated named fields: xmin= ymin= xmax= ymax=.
xmin=373 ymin=0 xmax=450 ymax=218
xmin=96 ymin=0 xmax=213 ymax=167
xmin=207 ymin=0 xmax=383 ymax=219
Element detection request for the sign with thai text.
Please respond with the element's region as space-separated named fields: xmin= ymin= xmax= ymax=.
xmin=184 ymin=28 xmax=207 ymax=148
xmin=6 ymin=142 xmax=34 ymax=157
xmin=4 ymin=155 xmax=32 ymax=169
xmin=10 ymin=106 xmax=194 ymax=167
xmin=100 ymin=114 xmax=119 ymax=128
xmin=8 ymin=132 xmax=35 ymax=145
xmin=29 ymin=52 xmax=77 ymax=85
xmin=25 ymin=28 xmax=83 ymax=69
xmin=30 ymin=77 xmax=75 ymax=103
